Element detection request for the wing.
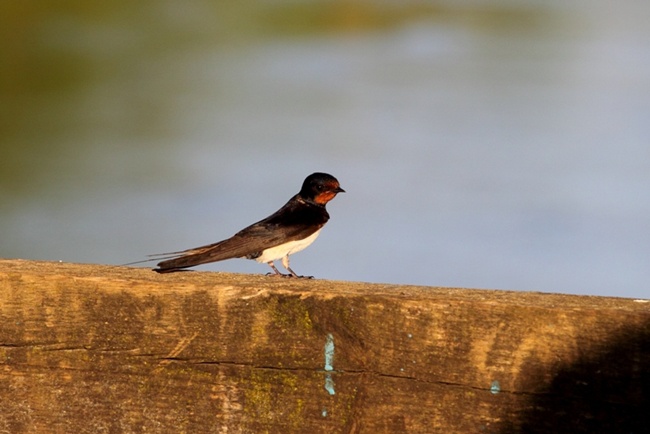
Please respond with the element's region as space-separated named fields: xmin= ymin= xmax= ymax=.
xmin=155 ymin=197 xmax=329 ymax=272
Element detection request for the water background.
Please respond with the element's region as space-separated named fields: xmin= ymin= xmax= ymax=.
xmin=2 ymin=1 xmax=649 ymax=298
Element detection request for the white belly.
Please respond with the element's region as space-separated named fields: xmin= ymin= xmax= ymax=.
xmin=254 ymin=229 xmax=321 ymax=263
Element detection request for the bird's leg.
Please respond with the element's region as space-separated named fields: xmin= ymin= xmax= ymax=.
xmin=282 ymin=256 xmax=313 ymax=279
xmin=266 ymin=261 xmax=291 ymax=278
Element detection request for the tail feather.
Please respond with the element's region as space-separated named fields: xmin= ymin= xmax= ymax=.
xmin=122 ymin=252 xmax=183 ymax=267
xmin=121 ymin=250 xmax=201 ymax=267
xmin=155 ymin=253 xmax=217 ymax=272
xmin=153 ymin=238 xmax=247 ymax=272
xmin=130 ymin=231 xmax=268 ymax=273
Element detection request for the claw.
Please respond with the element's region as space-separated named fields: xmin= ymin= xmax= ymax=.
xmin=267 ymin=260 xmax=315 ymax=279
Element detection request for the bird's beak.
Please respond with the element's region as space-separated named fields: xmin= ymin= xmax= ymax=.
xmin=335 ymin=187 xmax=345 ymax=193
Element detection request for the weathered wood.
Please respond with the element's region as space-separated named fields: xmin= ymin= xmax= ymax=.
xmin=0 ymin=259 xmax=648 ymax=433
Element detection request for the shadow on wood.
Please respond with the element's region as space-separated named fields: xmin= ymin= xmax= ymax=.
xmin=509 ymin=325 xmax=650 ymax=434
xmin=0 ymin=259 xmax=648 ymax=433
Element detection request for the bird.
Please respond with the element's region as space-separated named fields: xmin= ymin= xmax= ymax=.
xmin=147 ymin=172 xmax=344 ymax=278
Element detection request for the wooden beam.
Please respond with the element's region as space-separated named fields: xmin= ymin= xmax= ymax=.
xmin=0 ymin=259 xmax=648 ymax=433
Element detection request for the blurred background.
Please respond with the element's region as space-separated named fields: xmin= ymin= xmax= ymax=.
xmin=1 ymin=1 xmax=648 ymax=298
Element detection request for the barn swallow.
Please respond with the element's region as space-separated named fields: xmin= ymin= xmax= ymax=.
xmin=148 ymin=172 xmax=344 ymax=278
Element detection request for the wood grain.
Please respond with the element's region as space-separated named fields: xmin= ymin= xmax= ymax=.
xmin=0 ymin=259 xmax=648 ymax=433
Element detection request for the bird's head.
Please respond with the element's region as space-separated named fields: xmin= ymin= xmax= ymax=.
xmin=300 ymin=172 xmax=345 ymax=205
